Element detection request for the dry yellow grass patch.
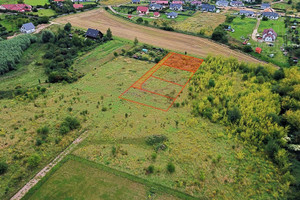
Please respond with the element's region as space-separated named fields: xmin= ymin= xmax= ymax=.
xmin=172 ymin=12 xmax=226 ymax=36
xmin=100 ymin=0 xmax=131 ymax=5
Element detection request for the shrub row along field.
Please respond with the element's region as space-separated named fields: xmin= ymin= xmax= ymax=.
xmin=0 ymin=34 xmax=37 ymax=74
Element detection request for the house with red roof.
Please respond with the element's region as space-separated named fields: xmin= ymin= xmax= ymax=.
xmin=153 ymin=12 xmax=160 ymax=17
xmin=151 ymin=1 xmax=169 ymax=8
xmin=172 ymin=1 xmax=184 ymax=4
xmin=73 ymin=4 xmax=83 ymax=9
xmin=0 ymin=4 xmax=32 ymax=12
xmin=262 ymin=28 xmax=277 ymax=42
xmin=137 ymin=6 xmax=149 ymax=15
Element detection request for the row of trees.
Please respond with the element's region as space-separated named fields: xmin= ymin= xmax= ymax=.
xmin=189 ymin=56 xmax=300 ymax=198
xmin=0 ymin=34 xmax=37 ymax=74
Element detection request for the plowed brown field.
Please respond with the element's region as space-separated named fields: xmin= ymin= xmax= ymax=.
xmin=54 ymin=9 xmax=265 ymax=64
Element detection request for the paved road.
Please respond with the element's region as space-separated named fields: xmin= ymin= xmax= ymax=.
xmin=54 ymin=8 xmax=267 ymax=64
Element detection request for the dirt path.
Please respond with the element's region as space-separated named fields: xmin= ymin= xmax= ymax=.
xmin=54 ymin=8 xmax=266 ymax=65
xmin=7 ymin=22 xmax=57 ymax=40
xmin=251 ymin=18 xmax=261 ymax=42
xmin=10 ymin=131 xmax=89 ymax=200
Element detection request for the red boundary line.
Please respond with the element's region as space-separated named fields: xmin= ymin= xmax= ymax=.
xmin=132 ymin=86 xmax=174 ymax=99
xmin=151 ymin=75 xmax=184 ymax=87
xmin=119 ymin=52 xmax=204 ymax=112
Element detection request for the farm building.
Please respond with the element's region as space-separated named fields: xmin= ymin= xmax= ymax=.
xmin=261 ymin=3 xmax=270 ymax=9
xmin=170 ymin=3 xmax=183 ymax=11
xmin=200 ymin=4 xmax=216 ymax=12
xmin=20 ymin=22 xmax=35 ymax=34
xmin=149 ymin=3 xmax=163 ymax=11
xmin=262 ymin=12 xmax=279 ymax=20
xmin=0 ymin=4 xmax=32 ymax=12
xmin=262 ymin=28 xmax=277 ymax=42
xmin=239 ymin=10 xmax=254 ymax=17
xmin=166 ymin=12 xmax=178 ymax=19
xmin=154 ymin=12 xmax=160 ymax=17
xmin=85 ymin=28 xmax=103 ymax=39
xmin=132 ymin=0 xmax=140 ymax=3
xmin=137 ymin=6 xmax=149 ymax=15
xmin=230 ymin=1 xmax=244 ymax=7
xmin=216 ymin=0 xmax=229 ymax=7
xmin=73 ymin=4 xmax=83 ymax=9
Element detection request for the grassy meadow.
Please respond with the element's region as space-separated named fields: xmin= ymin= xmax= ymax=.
xmin=0 ymin=26 xmax=296 ymax=199
xmin=33 ymin=9 xmax=57 ymax=17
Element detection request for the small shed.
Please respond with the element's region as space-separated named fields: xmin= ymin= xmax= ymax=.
xmin=153 ymin=12 xmax=160 ymax=17
xmin=255 ymin=47 xmax=262 ymax=54
xmin=20 ymin=22 xmax=35 ymax=34
xmin=85 ymin=28 xmax=103 ymax=39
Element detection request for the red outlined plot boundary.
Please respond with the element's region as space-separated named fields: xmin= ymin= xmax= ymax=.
xmin=119 ymin=52 xmax=204 ymax=112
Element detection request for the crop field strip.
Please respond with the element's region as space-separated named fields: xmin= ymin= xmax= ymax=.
xmin=119 ymin=52 xmax=203 ymax=111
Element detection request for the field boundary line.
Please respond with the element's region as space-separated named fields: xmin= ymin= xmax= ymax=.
xmin=10 ymin=130 xmax=89 ymax=200
xmin=151 ymin=75 xmax=184 ymax=87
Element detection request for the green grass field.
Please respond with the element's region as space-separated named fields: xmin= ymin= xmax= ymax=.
xmin=0 ymin=29 xmax=290 ymax=199
xmin=24 ymin=0 xmax=48 ymax=6
xmin=228 ymin=17 xmax=257 ymax=40
xmin=32 ymin=9 xmax=57 ymax=17
xmin=24 ymin=157 xmax=180 ymax=200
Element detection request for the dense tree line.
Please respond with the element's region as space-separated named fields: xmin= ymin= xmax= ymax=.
xmin=0 ymin=34 xmax=37 ymax=74
xmin=42 ymin=23 xmax=112 ymax=83
xmin=188 ymin=56 xmax=300 ymax=198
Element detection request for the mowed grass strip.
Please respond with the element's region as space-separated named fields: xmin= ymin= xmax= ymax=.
xmin=23 ymin=155 xmax=190 ymax=200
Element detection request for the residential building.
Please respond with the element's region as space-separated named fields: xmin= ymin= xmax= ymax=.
xmin=262 ymin=12 xmax=279 ymax=20
xmin=132 ymin=0 xmax=140 ymax=3
xmin=137 ymin=6 xmax=149 ymax=14
xmin=230 ymin=1 xmax=244 ymax=7
xmin=170 ymin=3 xmax=183 ymax=11
xmin=166 ymin=11 xmax=178 ymax=18
xmin=261 ymin=3 xmax=270 ymax=10
xmin=0 ymin=4 xmax=32 ymax=12
xmin=85 ymin=28 xmax=103 ymax=39
xmin=216 ymin=0 xmax=229 ymax=7
xmin=262 ymin=28 xmax=277 ymax=42
xmin=149 ymin=3 xmax=163 ymax=11
xmin=200 ymin=4 xmax=216 ymax=12
xmin=239 ymin=10 xmax=254 ymax=17
xmin=20 ymin=22 xmax=35 ymax=34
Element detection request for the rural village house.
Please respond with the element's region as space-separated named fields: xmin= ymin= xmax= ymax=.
xmin=172 ymin=1 xmax=184 ymax=4
xmin=167 ymin=12 xmax=178 ymax=19
xmin=262 ymin=28 xmax=277 ymax=42
xmin=149 ymin=3 xmax=163 ymax=11
xmin=230 ymin=1 xmax=244 ymax=7
xmin=137 ymin=6 xmax=149 ymax=15
xmin=20 ymin=22 xmax=35 ymax=34
xmin=216 ymin=0 xmax=229 ymax=7
xmin=261 ymin=3 xmax=270 ymax=10
xmin=170 ymin=3 xmax=183 ymax=11
xmin=200 ymin=4 xmax=216 ymax=12
xmin=150 ymin=1 xmax=169 ymax=8
xmin=132 ymin=0 xmax=140 ymax=4
xmin=153 ymin=12 xmax=160 ymax=17
xmin=262 ymin=12 xmax=279 ymax=20
xmin=73 ymin=4 xmax=83 ymax=9
xmin=243 ymin=0 xmax=255 ymax=3
xmin=0 ymin=4 xmax=32 ymax=12
xmin=239 ymin=10 xmax=254 ymax=17
xmin=191 ymin=1 xmax=202 ymax=6
xmin=85 ymin=28 xmax=103 ymax=39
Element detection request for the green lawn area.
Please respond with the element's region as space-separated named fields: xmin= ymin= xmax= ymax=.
xmin=258 ymin=18 xmax=287 ymax=37
xmin=32 ymin=9 xmax=57 ymax=17
xmin=0 ymin=16 xmax=19 ymax=32
xmin=228 ymin=17 xmax=257 ymax=40
xmin=24 ymin=157 xmax=179 ymax=200
xmin=0 ymin=0 xmax=16 ymax=4
xmin=24 ymin=0 xmax=48 ymax=6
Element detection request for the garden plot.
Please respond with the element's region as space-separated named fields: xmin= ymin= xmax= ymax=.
xmin=119 ymin=52 xmax=203 ymax=111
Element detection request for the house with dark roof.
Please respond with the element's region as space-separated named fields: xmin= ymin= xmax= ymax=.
xmin=166 ymin=12 xmax=178 ymax=18
xmin=85 ymin=28 xmax=103 ymax=39
xmin=132 ymin=0 xmax=140 ymax=3
xmin=262 ymin=28 xmax=277 ymax=42
xmin=20 ymin=22 xmax=35 ymax=34
xmin=216 ymin=0 xmax=229 ymax=7
xmin=262 ymin=12 xmax=279 ymax=20
xmin=170 ymin=3 xmax=183 ymax=11
xmin=261 ymin=3 xmax=270 ymax=10
xmin=230 ymin=1 xmax=244 ymax=7
xmin=239 ymin=10 xmax=254 ymax=17
xmin=149 ymin=3 xmax=163 ymax=11
xmin=150 ymin=1 xmax=169 ymax=8
xmin=200 ymin=4 xmax=216 ymax=12
xmin=137 ymin=6 xmax=149 ymax=14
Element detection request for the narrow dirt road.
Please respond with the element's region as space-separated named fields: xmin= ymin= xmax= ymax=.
xmin=10 ymin=131 xmax=89 ymax=200
xmin=251 ymin=18 xmax=261 ymax=42
xmin=54 ymin=8 xmax=266 ymax=64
